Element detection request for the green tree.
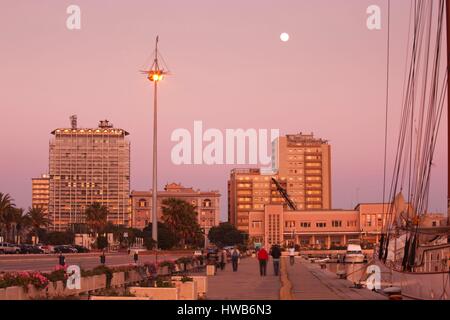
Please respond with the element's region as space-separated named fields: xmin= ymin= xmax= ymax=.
xmin=11 ymin=208 xmax=27 ymax=243
xmin=25 ymin=207 xmax=52 ymax=237
xmin=43 ymin=231 xmax=75 ymax=245
xmin=96 ymin=235 xmax=108 ymax=250
xmin=208 ymin=222 xmax=244 ymax=247
xmin=85 ymin=202 xmax=108 ymax=235
xmin=161 ymin=198 xmax=202 ymax=247
xmin=144 ymin=222 xmax=178 ymax=250
xmin=0 ymin=193 xmax=16 ymax=242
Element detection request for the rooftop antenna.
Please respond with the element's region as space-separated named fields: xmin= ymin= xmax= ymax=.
xmin=70 ymin=115 xmax=77 ymax=129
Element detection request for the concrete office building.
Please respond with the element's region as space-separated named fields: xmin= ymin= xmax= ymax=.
xmin=31 ymin=174 xmax=50 ymax=213
xmin=228 ymin=133 xmax=331 ymax=233
xmin=48 ymin=118 xmax=131 ymax=230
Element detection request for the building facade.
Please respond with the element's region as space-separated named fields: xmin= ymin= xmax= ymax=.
xmin=31 ymin=174 xmax=50 ymax=213
xmin=249 ymin=203 xmax=392 ymax=249
xmin=130 ymin=183 xmax=220 ymax=232
xmin=228 ymin=133 xmax=331 ymax=233
xmin=48 ymin=119 xmax=131 ymax=231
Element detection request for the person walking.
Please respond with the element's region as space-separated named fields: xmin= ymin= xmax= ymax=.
xmin=133 ymin=251 xmax=139 ymax=265
xmin=257 ymin=246 xmax=269 ymax=276
xmin=231 ymin=247 xmax=240 ymax=272
xmin=270 ymin=245 xmax=282 ymax=276
xmin=58 ymin=253 xmax=65 ymax=267
xmin=100 ymin=250 xmax=106 ymax=265
xmin=219 ymin=248 xmax=227 ymax=271
xmin=288 ymin=246 xmax=296 ymax=266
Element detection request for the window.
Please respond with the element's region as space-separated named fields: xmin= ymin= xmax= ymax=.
xmin=138 ymin=199 xmax=147 ymax=207
xmin=316 ymin=222 xmax=326 ymax=228
xmin=365 ymin=215 xmax=372 ymax=227
xmin=432 ymin=221 xmax=437 ymax=227
xmin=203 ymin=199 xmax=212 ymax=207
xmin=332 ymin=220 xmax=342 ymax=227
xmin=252 ymin=221 xmax=263 ymax=228
xmin=285 ymin=221 xmax=295 ymax=228
xmin=347 ymin=220 xmax=357 ymax=227
xmin=300 ymin=222 xmax=311 ymax=228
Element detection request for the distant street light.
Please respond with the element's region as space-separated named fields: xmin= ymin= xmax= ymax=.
xmin=141 ymin=36 xmax=170 ymax=248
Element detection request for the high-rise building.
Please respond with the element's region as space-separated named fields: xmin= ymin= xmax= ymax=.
xmin=130 ymin=183 xmax=220 ymax=233
xmin=48 ymin=118 xmax=130 ymax=231
xmin=32 ymin=174 xmax=50 ymax=213
xmin=228 ymin=133 xmax=331 ymax=233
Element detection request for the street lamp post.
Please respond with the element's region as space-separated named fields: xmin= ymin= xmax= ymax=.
xmin=142 ymin=36 xmax=168 ymax=249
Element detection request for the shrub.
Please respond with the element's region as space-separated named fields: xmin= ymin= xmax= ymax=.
xmin=180 ymin=276 xmax=193 ymax=283
xmin=44 ymin=269 xmax=67 ymax=283
xmin=0 ymin=272 xmax=49 ymax=291
xmin=155 ymin=276 xmax=174 ymax=288
xmin=144 ymin=262 xmax=157 ymax=275
xmin=176 ymin=257 xmax=192 ymax=265
xmin=92 ymin=265 xmax=113 ymax=288
xmin=158 ymin=260 xmax=176 ymax=272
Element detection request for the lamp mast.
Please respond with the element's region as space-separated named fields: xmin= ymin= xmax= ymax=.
xmin=142 ymin=36 xmax=168 ymax=247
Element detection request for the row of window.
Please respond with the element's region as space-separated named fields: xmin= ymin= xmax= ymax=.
xmin=251 ymin=220 xmax=359 ymax=229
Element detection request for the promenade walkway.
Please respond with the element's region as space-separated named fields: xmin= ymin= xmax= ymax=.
xmin=207 ymin=257 xmax=281 ymax=300
xmin=286 ymin=257 xmax=387 ymax=300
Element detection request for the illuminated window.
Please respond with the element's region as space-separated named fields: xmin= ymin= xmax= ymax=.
xmin=203 ymin=199 xmax=211 ymax=207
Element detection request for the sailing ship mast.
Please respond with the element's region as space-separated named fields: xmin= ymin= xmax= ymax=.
xmin=446 ymin=0 xmax=450 ymax=227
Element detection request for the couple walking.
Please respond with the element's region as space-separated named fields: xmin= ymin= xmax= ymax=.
xmin=218 ymin=246 xmax=241 ymax=272
xmin=256 ymin=245 xmax=282 ymax=276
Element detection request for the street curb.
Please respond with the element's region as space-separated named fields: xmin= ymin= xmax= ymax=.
xmin=279 ymin=257 xmax=294 ymax=300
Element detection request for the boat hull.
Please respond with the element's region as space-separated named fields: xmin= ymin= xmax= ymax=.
xmin=344 ymin=254 xmax=365 ymax=263
xmin=374 ymin=258 xmax=450 ymax=300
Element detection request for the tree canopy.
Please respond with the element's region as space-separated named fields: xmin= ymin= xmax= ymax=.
xmin=208 ymin=222 xmax=244 ymax=247
xmin=85 ymin=202 xmax=108 ymax=235
xmin=161 ymin=198 xmax=203 ymax=247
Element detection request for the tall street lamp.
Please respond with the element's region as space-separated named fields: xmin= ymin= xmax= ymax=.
xmin=141 ymin=36 xmax=169 ymax=248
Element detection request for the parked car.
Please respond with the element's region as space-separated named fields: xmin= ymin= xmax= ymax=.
xmin=19 ymin=244 xmax=44 ymax=254
xmin=36 ymin=244 xmax=54 ymax=254
xmin=72 ymin=245 xmax=90 ymax=253
xmin=193 ymin=250 xmax=203 ymax=257
xmin=54 ymin=245 xmax=77 ymax=253
xmin=0 ymin=242 xmax=21 ymax=254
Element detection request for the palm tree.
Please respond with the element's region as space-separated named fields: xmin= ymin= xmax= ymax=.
xmin=0 ymin=193 xmax=15 ymax=241
xmin=85 ymin=202 xmax=108 ymax=235
xmin=11 ymin=208 xmax=26 ymax=243
xmin=25 ymin=207 xmax=52 ymax=237
xmin=161 ymin=198 xmax=201 ymax=246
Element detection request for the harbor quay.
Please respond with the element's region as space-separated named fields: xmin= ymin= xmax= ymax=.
xmin=0 ymin=251 xmax=386 ymax=300
xmin=206 ymin=256 xmax=386 ymax=300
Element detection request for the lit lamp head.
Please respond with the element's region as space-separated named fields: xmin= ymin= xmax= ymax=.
xmin=148 ymin=70 xmax=165 ymax=82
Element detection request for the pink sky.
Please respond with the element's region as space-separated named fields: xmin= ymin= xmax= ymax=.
xmin=0 ymin=0 xmax=447 ymax=220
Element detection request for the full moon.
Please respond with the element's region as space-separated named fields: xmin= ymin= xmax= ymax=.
xmin=280 ymin=33 xmax=290 ymax=42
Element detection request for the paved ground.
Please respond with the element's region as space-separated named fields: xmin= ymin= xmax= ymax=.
xmin=0 ymin=252 xmax=184 ymax=272
xmin=287 ymin=257 xmax=387 ymax=300
xmin=207 ymin=257 xmax=281 ymax=300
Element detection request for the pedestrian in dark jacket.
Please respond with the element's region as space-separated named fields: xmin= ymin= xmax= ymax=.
xmin=270 ymin=245 xmax=282 ymax=276
xmin=100 ymin=251 xmax=106 ymax=265
xmin=257 ymin=247 xmax=269 ymax=276
xmin=58 ymin=253 xmax=65 ymax=267
xmin=133 ymin=251 xmax=139 ymax=264
xmin=219 ymin=249 xmax=227 ymax=270
xmin=231 ymin=247 xmax=240 ymax=272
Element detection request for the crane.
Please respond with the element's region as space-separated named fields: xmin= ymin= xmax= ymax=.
xmin=271 ymin=178 xmax=298 ymax=211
